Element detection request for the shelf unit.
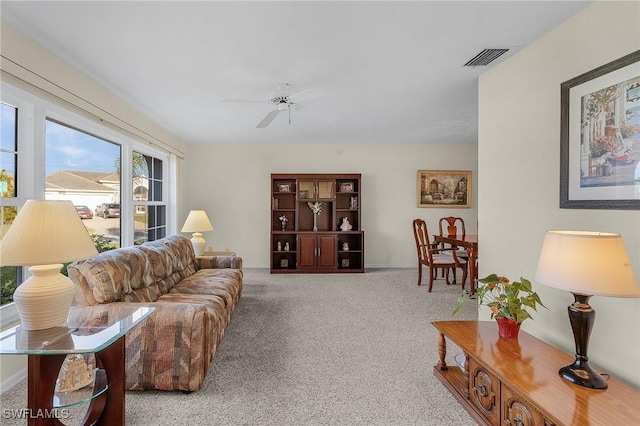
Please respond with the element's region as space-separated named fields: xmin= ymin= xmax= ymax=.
xmin=271 ymin=173 xmax=364 ymax=273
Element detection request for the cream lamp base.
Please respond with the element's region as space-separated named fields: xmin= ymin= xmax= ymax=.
xmin=13 ymin=264 xmax=75 ymax=330
xmin=190 ymin=232 xmax=206 ymax=256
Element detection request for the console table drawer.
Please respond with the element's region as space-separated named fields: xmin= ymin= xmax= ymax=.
xmin=501 ymin=384 xmax=552 ymax=426
xmin=469 ymin=357 xmax=500 ymax=425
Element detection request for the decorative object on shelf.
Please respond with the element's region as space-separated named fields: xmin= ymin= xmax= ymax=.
xmin=342 ymin=242 xmax=349 ymax=251
xmin=279 ymin=214 xmax=288 ymax=231
xmin=349 ymin=196 xmax=358 ymax=210
xmin=284 ymin=242 xmax=290 ymax=251
xmin=0 ymin=200 xmax=98 ymax=330
xmin=535 ymin=230 xmax=640 ymax=389
xmin=307 ymin=201 xmax=324 ymax=232
xmin=339 ymin=182 xmax=354 ymax=192
xmin=341 ymin=259 xmax=350 ymax=267
xmin=56 ymin=354 xmax=95 ymax=392
xmin=181 ymin=210 xmax=214 ymax=256
xmin=277 ymin=241 xmax=282 ymax=251
xmin=280 ymin=258 xmax=288 ymax=268
xmin=453 ymin=274 xmax=546 ymax=339
xmin=278 ymin=183 xmax=290 ymax=193
xmin=339 ymin=217 xmax=352 ymax=231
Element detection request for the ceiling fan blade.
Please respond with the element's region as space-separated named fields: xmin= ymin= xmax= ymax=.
xmin=287 ymin=88 xmax=313 ymax=101
xmin=256 ymin=109 xmax=280 ymax=128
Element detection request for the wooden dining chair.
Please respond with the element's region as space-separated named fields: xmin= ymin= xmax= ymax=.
xmin=437 ymin=216 xmax=470 ymax=275
xmin=438 ymin=216 xmax=466 ymax=238
xmin=412 ymin=218 xmax=468 ymax=292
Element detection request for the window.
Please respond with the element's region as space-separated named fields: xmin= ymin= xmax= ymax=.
xmin=45 ymin=119 xmax=121 ymax=248
xmin=0 ymin=82 xmax=176 ymax=315
xmin=133 ymin=152 xmax=166 ymax=244
xmin=1 ymin=103 xmax=20 ymax=306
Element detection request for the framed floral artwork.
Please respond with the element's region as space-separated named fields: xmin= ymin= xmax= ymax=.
xmin=417 ymin=170 xmax=471 ymax=208
xmin=560 ymin=50 xmax=640 ymax=209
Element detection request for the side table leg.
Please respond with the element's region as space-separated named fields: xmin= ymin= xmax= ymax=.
xmin=436 ymin=332 xmax=448 ymax=371
xmin=94 ymin=335 xmax=126 ymax=425
xmin=27 ymin=354 xmax=66 ymax=426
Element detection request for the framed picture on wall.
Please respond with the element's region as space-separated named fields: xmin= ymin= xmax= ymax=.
xmin=560 ymin=50 xmax=640 ymax=210
xmin=417 ymin=170 xmax=471 ymax=208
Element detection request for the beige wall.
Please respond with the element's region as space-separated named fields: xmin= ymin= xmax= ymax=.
xmin=182 ymin=143 xmax=478 ymax=267
xmin=479 ymin=1 xmax=640 ymax=387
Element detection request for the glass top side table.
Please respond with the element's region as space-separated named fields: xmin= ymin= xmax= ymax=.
xmin=0 ymin=306 xmax=155 ymax=426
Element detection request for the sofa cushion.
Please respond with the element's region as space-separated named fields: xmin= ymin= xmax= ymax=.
xmin=156 ymin=293 xmax=229 ymax=336
xmin=139 ymin=235 xmax=199 ymax=294
xmin=170 ymin=269 xmax=243 ymax=307
xmin=69 ymin=247 xmax=157 ymax=305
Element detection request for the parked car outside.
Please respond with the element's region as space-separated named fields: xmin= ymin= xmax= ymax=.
xmin=95 ymin=203 xmax=120 ymax=218
xmin=75 ymin=205 xmax=93 ymax=219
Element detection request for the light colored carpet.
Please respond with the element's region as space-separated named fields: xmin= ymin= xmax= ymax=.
xmin=0 ymin=268 xmax=477 ymax=425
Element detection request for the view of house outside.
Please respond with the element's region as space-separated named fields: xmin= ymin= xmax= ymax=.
xmin=46 ymin=119 xmax=122 ymax=248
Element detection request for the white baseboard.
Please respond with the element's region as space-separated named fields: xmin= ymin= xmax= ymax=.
xmin=0 ymin=368 xmax=26 ymax=394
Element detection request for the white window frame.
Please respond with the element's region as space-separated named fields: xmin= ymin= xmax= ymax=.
xmin=0 ymin=82 xmax=176 ymax=328
xmin=131 ymin=148 xmax=170 ymax=243
xmin=0 ymin=86 xmax=35 ymax=327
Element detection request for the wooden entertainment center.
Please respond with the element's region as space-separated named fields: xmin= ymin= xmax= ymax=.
xmin=432 ymin=321 xmax=640 ymax=425
xmin=270 ymin=173 xmax=364 ymax=273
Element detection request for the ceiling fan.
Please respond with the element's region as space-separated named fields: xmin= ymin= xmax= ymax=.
xmin=221 ymin=83 xmax=315 ymax=128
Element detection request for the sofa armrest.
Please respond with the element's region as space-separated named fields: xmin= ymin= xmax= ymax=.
xmin=69 ymin=301 xmax=219 ymax=391
xmin=196 ymin=255 xmax=243 ymax=270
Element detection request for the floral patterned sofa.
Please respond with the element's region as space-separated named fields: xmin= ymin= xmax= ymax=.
xmin=67 ymin=234 xmax=242 ymax=392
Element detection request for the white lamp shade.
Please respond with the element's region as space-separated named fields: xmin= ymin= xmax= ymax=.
xmin=0 ymin=200 xmax=99 ymax=330
xmin=1 ymin=200 xmax=98 ymax=265
xmin=535 ymin=230 xmax=639 ymax=297
xmin=181 ymin=210 xmax=213 ymax=233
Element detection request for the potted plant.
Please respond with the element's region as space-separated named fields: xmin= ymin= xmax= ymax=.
xmin=453 ymin=274 xmax=547 ymax=339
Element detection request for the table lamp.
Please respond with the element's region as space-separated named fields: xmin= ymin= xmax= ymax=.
xmin=535 ymin=230 xmax=639 ymax=389
xmin=0 ymin=200 xmax=98 ymax=330
xmin=181 ymin=210 xmax=213 ymax=255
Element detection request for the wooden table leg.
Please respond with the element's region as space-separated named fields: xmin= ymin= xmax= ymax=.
xmin=467 ymin=248 xmax=477 ymax=294
xmin=27 ymin=354 xmax=66 ymax=426
xmin=436 ymin=332 xmax=448 ymax=371
xmin=26 ymin=335 xmax=125 ymax=426
xmin=93 ymin=335 xmax=125 ymax=425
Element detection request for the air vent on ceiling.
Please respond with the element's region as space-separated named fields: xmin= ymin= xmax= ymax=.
xmin=464 ymin=48 xmax=509 ymax=67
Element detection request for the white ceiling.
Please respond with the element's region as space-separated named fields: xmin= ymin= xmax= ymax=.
xmin=1 ymin=1 xmax=592 ymax=145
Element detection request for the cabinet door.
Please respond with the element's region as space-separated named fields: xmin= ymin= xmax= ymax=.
xmin=298 ymin=180 xmax=334 ymax=200
xmin=297 ymin=235 xmax=337 ymax=270
xmin=317 ymin=235 xmax=337 ymax=269
xmin=469 ymin=358 xmax=501 ymax=426
xmin=298 ymin=235 xmax=317 ymax=269
xmin=298 ymin=181 xmax=315 ymax=200
xmin=316 ymin=180 xmax=334 ymax=200
xmin=501 ymin=384 xmax=545 ymax=426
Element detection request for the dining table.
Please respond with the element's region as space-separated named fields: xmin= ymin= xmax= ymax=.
xmin=432 ymin=234 xmax=478 ymax=293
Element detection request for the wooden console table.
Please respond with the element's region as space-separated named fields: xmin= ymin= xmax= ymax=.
xmin=432 ymin=320 xmax=640 ymax=426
